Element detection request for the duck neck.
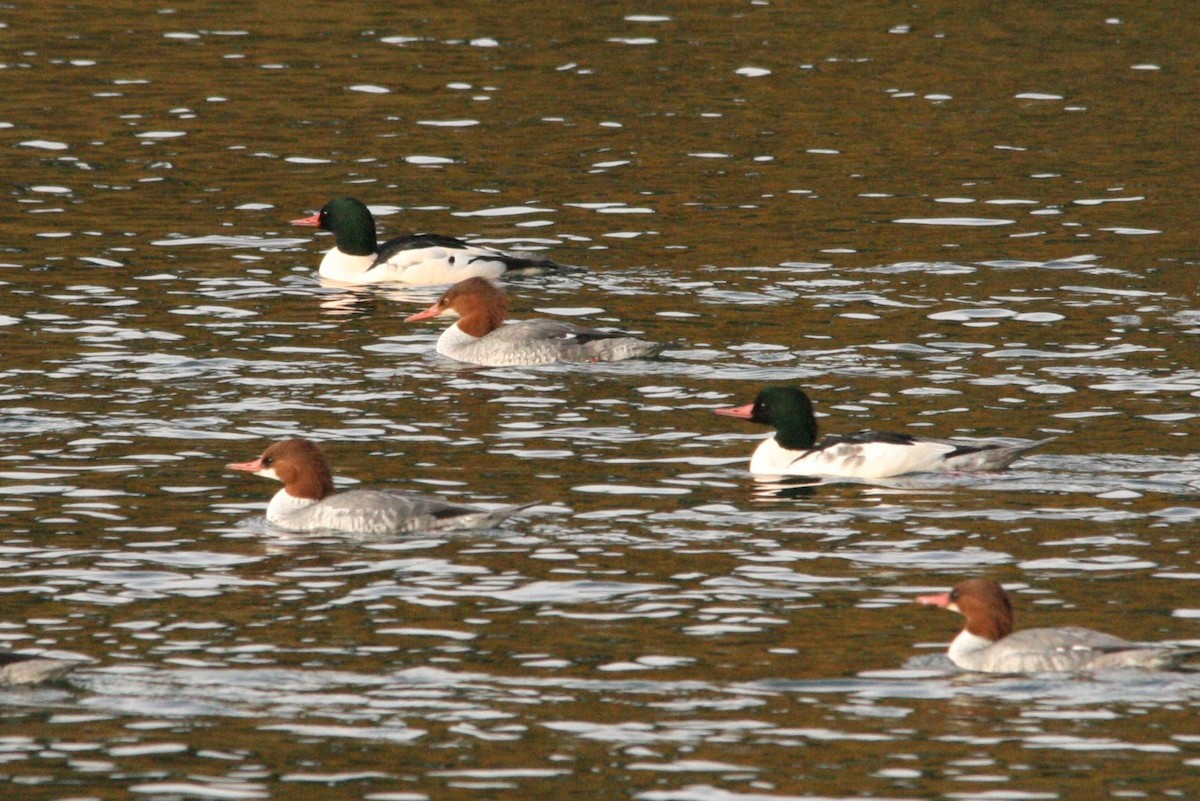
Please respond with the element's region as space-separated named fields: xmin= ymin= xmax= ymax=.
xmin=335 ymin=218 xmax=378 ymax=257
xmin=456 ymin=307 xmax=505 ymax=337
xmin=773 ymin=414 xmax=819 ymax=451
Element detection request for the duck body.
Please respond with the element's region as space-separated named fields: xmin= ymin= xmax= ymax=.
xmin=432 ymin=318 xmax=663 ymax=367
xmin=406 ymin=277 xmax=664 ymax=366
xmin=262 ymin=486 xmax=519 ymax=536
xmin=743 ymin=430 xmax=1047 ymax=479
xmin=292 ymin=197 xmax=574 ymax=286
xmin=0 ymin=653 xmax=77 ymax=686
xmin=715 ymin=387 xmax=1052 ymax=479
xmin=919 ymin=578 xmax=1200 ymax=673
xmin=228 ymin=438 xmax=528 ymax=536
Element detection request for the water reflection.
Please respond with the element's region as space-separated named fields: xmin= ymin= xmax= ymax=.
xmin=4 ymin=0 xmax=1200 ymax=798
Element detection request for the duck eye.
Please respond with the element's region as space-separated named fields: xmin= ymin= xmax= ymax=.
xmin=262 ymin=456 xmax=274 ymax=466
xmin=949 ymin=589 xmax=959 ymax=601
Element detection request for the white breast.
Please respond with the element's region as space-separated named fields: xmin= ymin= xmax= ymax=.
xmin=317 ymin=248 xmax=380 ymax=284
xmin=265 ymin=489 xmax=318 ymax=526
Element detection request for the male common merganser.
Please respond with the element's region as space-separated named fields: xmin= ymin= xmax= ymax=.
xmin=227 ymin=438 xmax=530 ymax=535
xmin=404 ymin=276 xmax=664 ymax=366
xmin=918 ymin=578 xmax=1200 ymax=673
xmin=0 ymin=652 xmax=77 ymax=686
xmin=713 ymin=386 xmax=1053 ymax=479
xmin=291 ymin=196 xmax=575 ymax=285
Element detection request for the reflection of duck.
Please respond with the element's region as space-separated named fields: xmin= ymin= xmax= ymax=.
xmin=291 ymin=197 xmax=577 ymax=285
xmin=405 ymin=277 xmax=664 ymax=366
xmin=918 ymin=578 xmax=1200 ymax=673
xmin=227 ymin=438 xmax=531 ymax=536
xmin=314 ymin=285 xmax=443 ymax=317
xmin=0 ymin=652 xmax=77 ymax=686
xmin=748 ymin=475 xmax=822 ymax=501
xmin=715 ymin=386 xmax=1053 ymax=479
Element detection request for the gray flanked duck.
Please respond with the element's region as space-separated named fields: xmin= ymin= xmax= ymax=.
xmin=919 ymin=578 xmax=1200 ymax=673
xmin=405 ymin=277 xmax=664 ymax=366
xmin=0 ymin=652 xmax=77 ymax=686
xmin=228 ymin=438 xmax=531 ymax=536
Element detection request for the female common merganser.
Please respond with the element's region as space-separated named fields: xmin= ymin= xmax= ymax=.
xmin=291 ymin=196 xmax=575 ymax=285
xmin=0 ymin=652 xmax=77 ymax=686
xmin=227 ymin=438 xmax=529 ymax=536
xmin=713 ymin=386 xmax=1053 ymax=479
xmin=918 ymin=578 xmax=1200 ymax=673
xmin=404 ymin=276 xmax=664 ymax=366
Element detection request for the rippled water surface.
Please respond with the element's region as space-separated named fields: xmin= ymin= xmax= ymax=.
xmin=3 ymin=2 xmax=1200 ymax=799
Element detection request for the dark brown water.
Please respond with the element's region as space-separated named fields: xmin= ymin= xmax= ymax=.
xmin=3 ymin=2 xmax=1199 ymax=799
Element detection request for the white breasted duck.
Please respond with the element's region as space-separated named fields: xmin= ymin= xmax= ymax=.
xmin=291 ymin=196 xmax=576 ymax=285
xmin=714 ymin=386 xmax=1053 ymax=479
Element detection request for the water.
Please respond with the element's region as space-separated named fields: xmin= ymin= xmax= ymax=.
xmin=3 ymin=1 xmax=1200 ymax=799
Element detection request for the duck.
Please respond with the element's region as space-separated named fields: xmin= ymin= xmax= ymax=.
xmin=0 ymin=652 xmax=77 ymax=686
xmin=290 ymin=196 xmax=576 ymax=286
xmin=404 ymin=277 xmax=664 ymax=366
xmin=918 ymin=578 xmax=1200 ymax=673
xmin=227 ymin=438 xmax=530 ymax=536
xmin=713 ymin=386 xmax=1053 ymax=479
